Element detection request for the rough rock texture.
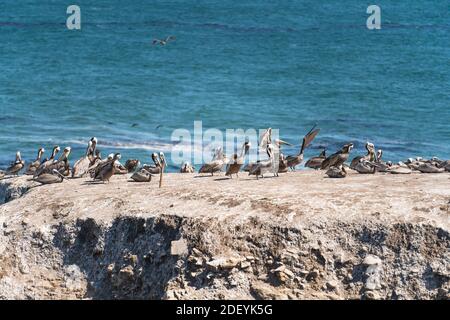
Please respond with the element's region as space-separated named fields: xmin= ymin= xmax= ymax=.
xmin=0 ymin=171 xmax=449 ymax=300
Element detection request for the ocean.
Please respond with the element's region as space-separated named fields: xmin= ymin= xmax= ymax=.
xmin=1 ymin=1 xmax=449 ymax=171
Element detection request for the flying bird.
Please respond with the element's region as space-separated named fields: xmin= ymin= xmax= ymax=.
xmin=152 ymin=36 xmax=176 ymax=46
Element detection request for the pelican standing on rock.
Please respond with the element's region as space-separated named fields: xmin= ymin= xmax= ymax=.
xmin=249 ymin=144 xmax=277 ymax=179
xmin=321 ymin=143 xmax=354 ymax=176
xmin=225 ymin=141 xmax=251 ymax=178
xmin=198 ymin=147 xmax=228 ymax=176
xmin=72 ymin=139 xmax=94 ymax=178
xmin=244 ymin=128 xmax=290 ymax=172
xmin=93 ymin=153 xmax=121 ymax=183
xmin=49 ymin=147 xmax=71 ymax=175
xmin=34 ymin=146 xmax=60 ymax=177
xmin=6 ymin=151 xmax=25 ymax=175
xmin=285 ymin=125 xmax=320 ymax=171
xmin=25 ymin=147 xmax=45 ymax=175
xmin=158 ymin=152 xmax=166 ymax=188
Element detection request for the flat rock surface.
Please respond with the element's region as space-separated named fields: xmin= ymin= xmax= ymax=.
xmin=0 ymin=171 xmax=449 ymax=300
xmin=1 ymin=171 xmax=449 ymax=228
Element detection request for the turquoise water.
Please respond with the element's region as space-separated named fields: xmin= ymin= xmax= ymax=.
xmin=1 ymin=1 xmax=449 ymax=170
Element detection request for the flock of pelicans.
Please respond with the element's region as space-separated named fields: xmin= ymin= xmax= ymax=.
xmin=0 ymin=126 xmax=450 ymax=187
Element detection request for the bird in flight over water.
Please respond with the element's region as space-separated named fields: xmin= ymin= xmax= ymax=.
xmin=152 ymin=36 xmax=176 ymax=46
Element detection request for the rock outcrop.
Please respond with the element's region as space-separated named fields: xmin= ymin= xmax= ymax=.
xmin=0 ymin=172 xmax=449 ymax=300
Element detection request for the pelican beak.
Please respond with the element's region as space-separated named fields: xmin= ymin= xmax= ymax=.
xmin=277 ymin=139 xmax=293 ymax=146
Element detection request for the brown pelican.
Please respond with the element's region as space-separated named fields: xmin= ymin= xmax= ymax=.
xmin=158 ymin=152 xmax=166 ymax=188
xmin=131 ymin=168 xmax=152 ymax=182
xmin=225 ymin=142 xmax=251 ymax=178
xmin=25 ymin=148 xmax=45 ymax=175
xmin=90 ymin=150 xmax=102 ymax=166
xmin=249 ymin=144 xmax=277 ymax=179
xmin=180 ymin=162 xmax=195 ymax=173
xmin=114 ymin=160 xmax=129 ymax=175
xmin=142 ymin=153 xmax=163 ymax=174
xmin=277 ymin=153 xmax=289 ymax=173
xmin=152 ymin=36 xmax=176 ymax=46
xmin=321 ymin=143 xmax=354 ymax=174
xmin=354 ymin=159 xmax=378 ymax=174
xmin=49 ymin=147 xmax=71 ymax=174
xmin=438 ymin=160 xmax=450 ymax=172
xmin=285 ymin=125 xmax=320 ymax=171
xmin=198 ymin=147 xmax=228 ymax=176
xmin=125 ymin=159 xmax=140 ymax=173
xmin=405 ymin=158 xmax=422 ymax=170
xmin=417 ymin=163 xmax=445 ymax=173
xmin=373 ymin=149 xmax=392 ymax=172
xmin=88 ymin=152 xmax=111 ymax=177
xmin=33 ymin=169 xmax=65 ymax=185
xmin=350 ymin=142 xmax=375 ymax=169
xmin=88 ymin=137 xmax=98 ymax=163
xmin=6 ymin=151 xmax=25 ymax=175
xmin=93 ymin=153 xmax=121 ymax=183
xmin=305 ymin=149 xmax=326 ymax=170
xmin=72 ymin=140 xmax=93 ymax=178
xmin=244 ymin=128 xmax=290 ymax=172
xmin=325 ymin=166 xmax=347 ymax=178
xmin=376 ymin=149 xmax=383 ymax=163
xmin=34 ymin=146 xmax=60 ymax=177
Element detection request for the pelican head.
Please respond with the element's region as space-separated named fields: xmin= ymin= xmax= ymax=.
xmin=53 ymin=146 xmax=61 ymax=157
xmin=377 ymin=149 xmax=383 ymax=161
xmin=107 ymin=153 xmax=114 ymax=160
xmin=63 ymin=147 xmax=71 ymax=155
xmin=159 ymin=152 xmax=166 ymax=166
xmin=365 ymin=142 xmax=375 ymax=152
xmin=151 ymin=153 xmax=161 ymax=166
xmin=343 ymin=143 xmax=354 ymax=153
xmin=114 ymin=153 xmax=121 ymax=160
xmin=16 ymin=151 xmax=21 ymax=160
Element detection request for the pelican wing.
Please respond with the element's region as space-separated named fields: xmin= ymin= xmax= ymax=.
xmin=72 ymin=156 xmax=91 ymax=178
xmin=320 ymin=151 xmax=341 ymax=170
xmin=301 ymin=126 xmax=320 ymax=153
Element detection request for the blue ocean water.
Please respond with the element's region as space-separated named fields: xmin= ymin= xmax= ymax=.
xmin=0 ymin=1 xmax=449 ymax=171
